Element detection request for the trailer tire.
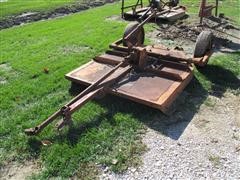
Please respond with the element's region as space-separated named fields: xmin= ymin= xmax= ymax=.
xmin=194 ymin=31 xmax=213 ymax=58
xmin=123 ymin=22 xmax=145 ymax=47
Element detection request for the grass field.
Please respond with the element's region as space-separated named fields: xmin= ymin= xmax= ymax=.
xmin=0 ymin=0 xmax=239 ymax=179
xmin=1 ymin=0 xmax=240 ymax=24
xmin=0 ymin=0 xmax=75 ymax=19
xmin=183 ymin=0 xmax=240 ymax=24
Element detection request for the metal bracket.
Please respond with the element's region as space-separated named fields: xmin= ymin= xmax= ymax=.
xmin=55 ymin=106 xmax=73 ymax=131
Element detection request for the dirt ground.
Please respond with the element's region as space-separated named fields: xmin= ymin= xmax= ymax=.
xmin=101 ymin=90 xmax=240 ymax=179
xmin=147 ymin=15 xmax=240 ymax=55
xmin=0 ymin=0 xmax=118 ymax=29
xmin=0 ymin=161 xmax=40 ymax=180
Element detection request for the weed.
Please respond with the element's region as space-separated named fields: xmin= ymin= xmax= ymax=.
xmin=204 ymin=97 xmax=216 ymax=107
xmin=208 ymin=154 xmax=221 ymax=167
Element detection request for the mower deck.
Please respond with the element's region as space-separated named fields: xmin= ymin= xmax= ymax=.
xmin=66 ymin=44 xmax=194 ymax=113
xmin=24 ymin=13 xmax=213 ymax=136
xmin=123 ymin=6 xmax=186 ymax=21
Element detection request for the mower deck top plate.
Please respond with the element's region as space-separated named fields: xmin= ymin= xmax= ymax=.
xmin=66 ymin=53 xmax=193 ymax=113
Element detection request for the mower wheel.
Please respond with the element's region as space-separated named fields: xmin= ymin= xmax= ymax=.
xmin=169 ymin=0 xmax=179 ymax=7
xmin=194 ymin=31 xmax=213 ymax=58
xmin=123 ymin=22 xmax=145 ymax=47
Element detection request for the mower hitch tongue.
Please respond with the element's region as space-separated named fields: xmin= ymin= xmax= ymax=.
xmin=24 ymin=10 xmax=213 ymax=136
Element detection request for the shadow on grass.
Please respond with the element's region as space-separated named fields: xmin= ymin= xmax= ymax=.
xmin=25 ymin=64 xmax=239 ymax=179
xmin=27 ymin=63 xmax=239 ymax=150
xmin=197 ymin=64 xmax=240 ymax=97
xmin=60 ymin=77 xmax=207 ymax=142
xmin=66 ymin=113 xmax=109 ymax=146
xmin=27 ymin=138 xmax=42 ymax=158
xmin=204 ymin=18 xmax=240 ymax=53
xmin=141 ymin=63 xmax=239 ymax=139
xmin=213 ymin=36 xmax=240 ymax=53
xmin=64 ymin=62 xmax=239 ymax=142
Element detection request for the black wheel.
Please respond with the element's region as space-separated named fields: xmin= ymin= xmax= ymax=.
xmin=193 ymin=31 xmax=213 ymax=58
xmin=151 ymin=0 xmax=162 ymax=10
xmin=123 ymin=22 xmax=145 ymax=47
xmin=169 ymin=0 xmax=179 ymax=7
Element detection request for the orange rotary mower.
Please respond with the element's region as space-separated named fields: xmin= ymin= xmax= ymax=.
xmin=25 ymin=10 xmax=213 ymax=136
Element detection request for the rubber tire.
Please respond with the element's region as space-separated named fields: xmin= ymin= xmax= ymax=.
xmin=151 ymin=0 xmax=162 ymax=10
xmin=123 ymin=22 xmax=145 ymax=47
xmin=193 ymin=31 xmax=213 ymax=58
xmin=169 ymin=0 xmax=179 ymax=7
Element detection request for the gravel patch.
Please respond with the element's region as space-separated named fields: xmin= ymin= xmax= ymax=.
xmin=99 ymin=91 xmax=240 ymax=179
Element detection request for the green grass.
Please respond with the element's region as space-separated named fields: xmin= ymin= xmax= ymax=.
xmin=0 ymin=0 xmax=75 ymax=19
xmin=0 ymin=0 xmax=144 ymax=19
xmin=0 ymin=0 xmax=240 ymax=179
xmin=194 ymin=52 xmax=240 ymax=93
xmin=182 ymin=0 xmax=240 ymax=24
xmin=208 ymin=154 xmax=221 ymax=167
xmin=0 ymin=0 xmax=239 ymax=24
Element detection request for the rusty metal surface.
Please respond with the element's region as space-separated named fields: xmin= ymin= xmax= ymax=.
xmin=70 ymin=61 xmax=114 ymax=84
xmin=161 ymin=66 xmax=186 ymax=76
xmin=67 ymin=59 xmax=192 ymax=106
xmin=111 ymin=40 xmax=211 ymax=66
xmin=66 ymin=47 xmax=193 ymax=106
xmin=112 ymin=72 xmax=174 ymax=101
xmin=66 ymin=57 xmax=192 ymax=104
xmin=95 ymin=54 xmax=125 ymax=65
xmin=66 ymin=61 xmax=134 ymax=88
xmin=157 ymin=7 xmax=186 ymax=21
xmin=123 ymin=3 xmax=186 ymax=21
xmin=108 ymin=69 xmax=193 ymax=113
xmin=199 ymin=0 xmax=219 ymax=23
xmin=147 ymin=45 xmax=188 ymax=59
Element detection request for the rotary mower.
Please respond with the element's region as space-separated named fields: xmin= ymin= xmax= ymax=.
xmin=25 ymin=10 xmax=213 ymax=136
